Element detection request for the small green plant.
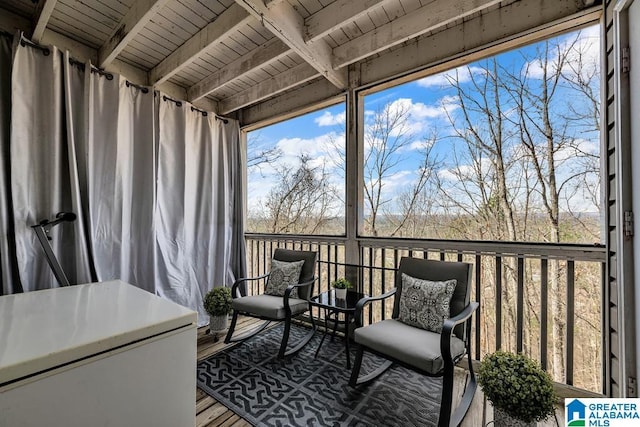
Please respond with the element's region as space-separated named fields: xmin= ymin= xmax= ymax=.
xmin=203 ymin=287 xmax=233 ymax=317
xmin=331 ymin=278 xmax=352 ymax=290
xmin=478 ymin=351 xmax=557 ymax=424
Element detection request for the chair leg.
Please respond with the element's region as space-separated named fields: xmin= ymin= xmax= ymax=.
xmin=225 ymin=311 xmax=271 ymax=343
xmin=349 ymin=346 xmax=365 ymax=386
xmin=224 ymin=311 xmax=239 ymax=344
xmin=278 ymin=313 xmax=318 ymax=358
xmin=449 ymin=357 xmax=477 ymax=427
xmin=438 ymin=368 xmax=454 ymax=427
xmin=349 ymin=346 xmax=394 ymax=386
xmin=278 ymin=317 xmax=292 ymax=358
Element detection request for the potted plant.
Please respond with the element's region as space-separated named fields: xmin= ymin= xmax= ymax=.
xmin=331 ymin=278 xmax=352 ymax=299
xmin=203 ymin=287 xmax=233 ymax=332
xmin=478 ymin=350 xmax=557 ymax=427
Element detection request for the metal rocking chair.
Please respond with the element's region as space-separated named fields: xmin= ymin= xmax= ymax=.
xmin=349 ymin=257 xmax=479 ymax=427
xmin=224 ymin=248 xmax=318 ymax=358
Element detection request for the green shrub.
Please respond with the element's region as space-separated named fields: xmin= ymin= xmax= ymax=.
xmin=203 ymin=287 xmax=233 ymax=317
xmin=331 ymin=278 xmax=352 ymax=289
xmin=478 ymin=351 xmax=557 ymax=423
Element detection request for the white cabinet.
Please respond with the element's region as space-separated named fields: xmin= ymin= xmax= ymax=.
xmin=0 ymin=280 xmax=197 ymax=427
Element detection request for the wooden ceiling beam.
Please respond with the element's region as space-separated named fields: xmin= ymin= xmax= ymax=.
xmin=333 ymin=0 xmax=503 ymax=68
xmin=98 ymin=0 xmax=170 ymax=67
xmin=31 ymin=0 xmax=57 ymax=43
xmin=188 ymin=37 xmax=290 ymax=102
xmin=149 ymin=4 xmax=253 ymax=86
xmin=234 ymin=0 xmax=347 ymax=89
xmin=304 ymin=0 xmax=388 ymax=43
xmin=219 ymin=62 xmax=319 ymax=114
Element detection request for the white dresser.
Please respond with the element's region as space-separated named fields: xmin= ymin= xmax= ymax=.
xmin=0 ymin=280 xmax=197 ymax=427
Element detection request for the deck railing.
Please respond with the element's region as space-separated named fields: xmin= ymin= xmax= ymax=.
xmin=244 ymin=233 xmax=606 ymax=394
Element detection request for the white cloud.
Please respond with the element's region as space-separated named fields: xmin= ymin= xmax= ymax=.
xmin=525 ymin=26 xmax=600 ymax=80
xmin=416 ymin=66 xmax=485 ymax=88
xmin=314 ymin=111 xmax=346 ymax=126
xmin=276 ymin=132 xmax=338 ymax=159
xmin=407 ymin=139 xmax=434 ymax=151
xmin=375 ymin=97 xmax=453 ymax=137
xmin=438 ymin=157 xmax=494 ymax=183
xmin=555 ymin=138 xmax=599 ymax=162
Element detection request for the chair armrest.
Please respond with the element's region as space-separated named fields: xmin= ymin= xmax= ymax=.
xmin=353 ymin=288 xmax=397 ymax=327
xmin=231 ymin=272 xmax=270 ymax=298
xmin=283 ymin=277 xmax=318 ymax=311
xmin=440 ymin=302 xmax=479 ymax=363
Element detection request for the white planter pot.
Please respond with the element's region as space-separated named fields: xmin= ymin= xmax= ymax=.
xmin=493 ymin=407 xmax=535 ymax=427
xmin=335 ymin=288 xmax=347 ymax=299
xmin=209 ymin=315 xmax=228 ymax=332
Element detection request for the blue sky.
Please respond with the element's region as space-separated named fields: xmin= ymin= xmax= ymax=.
xmin=247 ymin=25 xmax=601 ymax=218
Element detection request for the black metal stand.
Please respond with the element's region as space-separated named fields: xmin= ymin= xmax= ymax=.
xmin=30 ymin=212 xmax=76 ymax=287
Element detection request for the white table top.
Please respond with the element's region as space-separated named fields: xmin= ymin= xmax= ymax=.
xmin=0 ymin=280 xmax=196 ymax=385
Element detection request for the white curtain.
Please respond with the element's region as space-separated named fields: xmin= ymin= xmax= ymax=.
xmin=84 ymin=76 xmax=156 ymax=291
xmin=2 ymin=34 xmax=246 ymax=321
xmin=156 ymin=99 xmax=242 ymax=324
xmin=0 ymin=33 xmax=20 ymax=295
xmin=10 ymin=42 xmax=93 ymax=291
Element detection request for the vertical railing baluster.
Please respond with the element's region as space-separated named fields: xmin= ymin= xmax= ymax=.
xmin=566 ymin=260 xmax=575 ymax=386
xmin=381 ymin=248 xmax=387 ymax=320
xmin=517 ymin=256 xmax=524 ymax=353
xmin=496 ymin=256 xmax=502 ymax=351
xmin=475 ymin=254 xmax=481 ymax=361
xmin=253 ymin=238 xmax=258 ymax=295
xmin=327 ymin=244 xmax=332 ymax=293
xmin=540 ymin=258 xmax=548 ymax=371
xmin=333 ymin=243 xmax=339 ymax=283
xmin=368 ymin=246 xmax=374 ymax=325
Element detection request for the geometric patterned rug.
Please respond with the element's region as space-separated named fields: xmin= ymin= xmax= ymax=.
xmin=197 ymin=324 xmax=441 ymax=426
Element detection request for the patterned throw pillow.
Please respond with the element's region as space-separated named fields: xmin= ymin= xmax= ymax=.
xmin=398 ymin=273 xmax=457 ymax=333
xmin=265 ymin=259 xmax=304 ymax=298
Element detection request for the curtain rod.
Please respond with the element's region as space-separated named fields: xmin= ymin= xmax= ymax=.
xmin=14 ymin=31 xmax=230 ymax=124
xmin=13 ymin=34 xmax=230 ymax=122
xmin=125 ymin=80 xmax=149 ymax=93
xmin=67 ymin=57 xmax=114 ymax=80
xmin=90 ymin=67 xmax=114 ymax=80
xmin=18 ymin=32 xmax=114 ymax=81
xmin=20 ymin=35 xmax=50 ymax=56
xmin=162 ymin=94 xmax=182 ymax=106
xmin=190 ymin=106 xmax=208 ymax=117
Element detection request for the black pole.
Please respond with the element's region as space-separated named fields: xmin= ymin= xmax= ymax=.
xmin=30 ymin=212 xmax=76 ymax=287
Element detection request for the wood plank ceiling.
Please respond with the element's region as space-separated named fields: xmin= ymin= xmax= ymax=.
xmin=0 ymin=0 xmax=575 ymax=119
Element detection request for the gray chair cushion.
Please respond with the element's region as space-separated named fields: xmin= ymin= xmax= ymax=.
xmin=265 ymin=259 xmax=304 ymax=298
xmin=232 ymin=295 xmax=309 ymax=319
xmin=354 ymin=319 xmax=465 ymax=375
xmin=398 ymin=273 xmax=457 ymax=333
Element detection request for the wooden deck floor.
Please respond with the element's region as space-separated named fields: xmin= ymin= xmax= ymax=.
xmin=194 ymin=317 xmax=564 ymax=427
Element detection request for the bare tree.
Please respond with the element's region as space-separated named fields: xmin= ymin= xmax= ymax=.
xmin=433 ymin=32 xmax=600 ymax=381
xmin=387 ymin=132 xmax=441 ymax=237
xmin=264 ymin=155 xmax=339 ymax=234
xmin=247 ymin=131 xmax=283 ymax=175
xmin=363 ymin=101 xmax=417 ymax=236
